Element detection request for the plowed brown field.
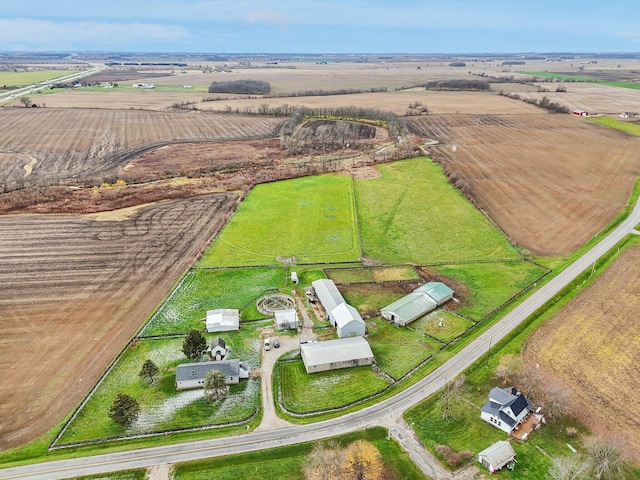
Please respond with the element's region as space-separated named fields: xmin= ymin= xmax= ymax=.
xmin=0 ymin=193 xmax=238 ymax=449
xmin=408 ymin=114 xmax=640 ymax=255
xmin=523 ymin=245 xmax=640 ymax=462
xmin=0 ymin=108 xmax=286 ymax=190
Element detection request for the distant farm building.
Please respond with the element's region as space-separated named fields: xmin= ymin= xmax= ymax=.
xmin=300 ymin=337 xmax=374 ymax=374
xmin=573 ymin=109 xmax=589 ymax=116
xmin=175 ymin=359 xmax=250 ymax=390
xmin=381 ymin=282 xmax=454 ymax=326
xmin=275 ymin=309 xmax=299 ymax=330
xmin=206 ymin=309 xmax=240 ymax=333
xmin=208 ymin=337 xmax=228 ymax=361
xmin=480 ymin=386 xmax=533 ymax=434
xmin=477 ymin=441 xmax=517 ymax=474
xmin=291 ymin=271 xmax=299 ymax=284
xmin=620 ymin=111 xmax=639 ymax=119
xmin=311 ymin=279 xmax=365 ymax=338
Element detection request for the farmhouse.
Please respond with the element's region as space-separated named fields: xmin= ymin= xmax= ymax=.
xmin=381 ymin=281 xmax=453 ymax=326
xmin=175 ymin=359 xmax=250 ymax=390
xmin=331 ymin=302 xmax=366 ymax=338
xmin=206 ymin=309 xmax=240 ymax=333
xmin=480 ymin=386 xmax=532 ymax=434
xmin=274 ymin=309 xmax=299 ymax=330
xmin=208 ymin=337 xmax=228 ymax=361
xmin=300 ymin=337 xmax=375 ymax=374
xmin=477 ymin=441 xmax=517 ymax=474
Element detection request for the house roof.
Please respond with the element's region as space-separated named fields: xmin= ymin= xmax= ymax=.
xmin=488 ymin=386 xmax=518 ymax=405
xmin=478 ymin=441 xmax=516 ymax=467
xmin=301 ymin=337 xmax=374 ymax=367
xmin=176 ymin=359 xmax=240 ymax=382
xmin=414 ymin=282 xmax=454 ymax=304
xmin=331 ymin=302 xmax=365 ymax=328
xmin=211 ymin=337 xmax=226 ymax=350
xmin=206 ymin=309 xmax=239 ymax=327
xmin=381 ymin=292 xmax=437 ymax=323
xmin=312 ymin=279 xmax=345 ymax=313
xmin=509 ymin=392 xmax=532 ymax=417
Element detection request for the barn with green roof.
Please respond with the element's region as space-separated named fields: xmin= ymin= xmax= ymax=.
xmin=381 ymin=281 xmax=454 ymax=326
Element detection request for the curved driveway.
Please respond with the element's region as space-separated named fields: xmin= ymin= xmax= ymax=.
xmin=2 ymin=199 xmax=640 ymax=480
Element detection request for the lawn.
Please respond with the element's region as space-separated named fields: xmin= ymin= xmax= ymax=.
xmin=326 ymin=267 xmax=374 ymax=284
xmin=367 ymin=317 xmax=443 ymax=380
xmin=410 ymin=311 xmax=476 ymax=343
xmin=199 ymin=175 xmax=361 ymax=267
xmin=75 ymin=470 xmax=146 ymax=480
xmin=433 ymin=261 xmax=548 ymax=321
xmin=371 ymin=265 xmax=420 ymax=282
xmin=173 ymin=427 xmax=428 ymax=480
xmin=56 ymin=335 xmax=262 ymax=446
xmin=526 ymin=71 xmax=640 ymax=90
xmin=140 ymin=267 xmax=284 ymax=336
xmin=356 ymin=157 xmax=519 ymax=264
xmin=277 ymin=359 xmax=389 ymax=413
xmin=339 ymin=283 xmax=412 ymax=317
xmin=590 ymin=116 xmax=640 ymax=136
xmin=0 ymin=70 xmax=79 ymax=87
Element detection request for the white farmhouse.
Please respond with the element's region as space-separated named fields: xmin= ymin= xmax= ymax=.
xmin=480 ymin=386 xmax=532 ymax=434
xmin=206 ymin=309 xmax=240 ymax=333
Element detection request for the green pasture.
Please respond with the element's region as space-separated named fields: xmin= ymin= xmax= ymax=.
xmin=589 ymin=116 xmax=640 ymax=136
xmin=367 ymin=317 xmax=442 ymax=380
xmin=325 ymin=267 xmax=374 ymax=284
xmin=371 ymin=265 xmax=420 ymax=282
xmin=173 ymin=427 xmax=428 ymax=480
xmin=431 ymin=261 xmax=547 ymax=320
xmin=277 ymin=360 xmax=389 ymax=413
xmin=526 ymin=71 xmax=640 ymax=90
xmin=0 ymin=70 xmax=79 ymax=87
xmin=411 ymin=311 xmax=475 ymax=343
xmin=356 ymin=158 xmax=519 ymax=264
xmin=141 ymin=268 xmax=284 ymax=336
xmin=57 ymin=335 xmax=261 ymax=445
xmin=199 ymin=175 xmax=360 ymax=267
xmin=75 ymin=470 xmax=146 ymax=480
xmin=339 ymin=283 xmax=411 ymax=317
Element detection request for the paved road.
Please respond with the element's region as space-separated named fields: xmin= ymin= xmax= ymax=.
xmin=2 ymin=199 xmax=640 ymax=480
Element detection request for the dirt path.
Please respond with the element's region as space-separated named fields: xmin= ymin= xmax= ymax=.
xmin=147 ymin=464 xmax=172 ymax=480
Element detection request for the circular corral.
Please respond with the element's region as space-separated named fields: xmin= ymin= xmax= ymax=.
xmin=256 ymin=293 xmax=296 ymax=315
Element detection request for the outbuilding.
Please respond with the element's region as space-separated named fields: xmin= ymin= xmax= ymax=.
xmin=300 ymin=337 xmax=374 ymax=374
xmin=381 ymin=292 xmax=437 ymax=326
xmin=414 ymin=282 xmax=454 ymax=306
xmin=208 ymin=337 xmax=228 ymax=361
xmin=206 ymin=309 xmax=240 ymax=333
xmin=477 ymin=440 xmax=517 ymax=474
xmin=312 ymin=279 xmax=345 ymax=323
xmin=331 ymin=303 xmax=366 ymax=338
xmin=275 ymin=309 xmax=299 ymax=330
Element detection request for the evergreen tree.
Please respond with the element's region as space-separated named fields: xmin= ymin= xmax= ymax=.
xmin=139 ymin=359 xmax=160 ymax=383
xmin=182 ymin=330 xmax=207 ymax=360
xmin=108 ymin=393 xmax=140 ymax=426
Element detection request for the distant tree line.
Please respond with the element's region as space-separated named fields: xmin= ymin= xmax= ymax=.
xmin=201 ymin=86 xmax=387 ymax=103
xmin=498 ymin=91 xmax=570 ymax=113
xmin=423 ymin=79 xmax=491 ymax=91
xmin=208 ymin=79 xmax=271 ymax=94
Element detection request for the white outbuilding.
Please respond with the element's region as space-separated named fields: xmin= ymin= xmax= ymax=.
xmin=275 ymin=309 xmax=299 ymax=330
xmin=331 ymin=303 xmax=365 ymax=338
xmin=312 ymin=279 xmax=345 ymax=323
xmin=206 ymin=309 xmax=240 ymax=333
xmin=477 ymin=441 xmax=517 ymax=474
xmin=300 ymin=337 xmax=374 ymax=374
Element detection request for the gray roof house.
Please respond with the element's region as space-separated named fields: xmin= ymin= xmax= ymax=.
xmin=480 ymin=386 xmax=532 ymax=434
xmin=300 ymin=337 xmax=374 ymax=374
xmin=381 ymin=281 xmax=453 ymax=326
xmin=175 ymin=359 xmax=250 ymax=390
xmin=478 ymin=440 xmax=517 ymax=474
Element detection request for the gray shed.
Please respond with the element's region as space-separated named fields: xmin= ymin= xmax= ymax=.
xmin=477 ymin=440 xmax=516 ymax=474
xmin=300 ymin=337 xmax=374 ymax=374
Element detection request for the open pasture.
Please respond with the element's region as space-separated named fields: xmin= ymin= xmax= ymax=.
xmin=408 ymin=114 xmax=640 ymax=255
xmin=140 ymin=267 xmax=285 ymax=337
xmin=0 ymin=194 xmax=237 ymax=450
xmin=0 ymin=108 xmax=286 ymax=189
xmin=355 ymin=157 xmax=519 ymax=264
xmin=199 ymin=175 xmax=360 ymax=267
xmin=523 ymin=245 xmax=640 ymax=462
xmin=410 ymin=311 xmax=475 ymax=343
xmin=0 ymin=69 xmax=79 ymax=87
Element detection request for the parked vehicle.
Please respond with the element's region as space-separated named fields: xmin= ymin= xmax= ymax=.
xmin=273 ymin=338 xmax=280 ymax=348
xmin=263 ymin=338 xmax=271 ymax=351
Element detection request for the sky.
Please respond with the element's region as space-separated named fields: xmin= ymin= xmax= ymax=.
xmin=1 ymin=1 xmax=639 ymax=54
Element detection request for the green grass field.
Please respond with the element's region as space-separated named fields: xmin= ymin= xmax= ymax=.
xmin=326 ymin=267 xmax=374 ymax=284
xmin=411 ymin=311 xmax=475 ymax=343
xmin=371 ymin=265 xmax=420 ymax=282
xmin=367 ymin=317 xmax=443 ymax=380
xmin=589 ymin=116 xmax=640 ymax=136
xmin=526 ymin=71 xmax=640 ymax=90
xmin=432 ymin=261 xmax=547 ymax=320
xmin=277 ymin=360 xmax=389 ymax=413
xmin=356 ymin=158 xmax=519 ymax=264
xmin=57 ymin=335 xmax=262 ymax=445
xmin=173 ymin=427 xmax=428 ymax=480
xmin=199 ymin=175 xmax=360 ymax=267
xmin=141 ymin=268 xmax=284 ymax=336
xmin=75 ymin=470 xmax=146 ymax=480
xmin=0 ymin=70 xmax=79 ymax=87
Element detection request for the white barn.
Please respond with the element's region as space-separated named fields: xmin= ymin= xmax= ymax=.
xmin=300 ymin=337 xmax=374 ymax=374
xmin=206 ymin=309 xmax=240 ymax=333
xmin=477 ymin=441 xmax=516 ymax=474
xmin=275 ymin=309 xmax=299 ymax=330
xmin=175 ymin=359 xmax=250 ymax=390
xmin=312 ymin=279 xmax=345 ymax=323
xmin=331 ymin=303 xmax=365 ymax=338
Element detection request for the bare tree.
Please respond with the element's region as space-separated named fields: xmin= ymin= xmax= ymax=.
xmin=442 ymin=374 xmax=466 ymax=420
xmin=19 ymin=96 xmax=32 ymax=108
xmin=549 ymin=455 xmax=590 ymax=480
xmin=304 ymin=441 xmax=344 ymax=480
xmin=538 ymin=381 xmax=571 ymax=418
xmin=493 ymin=354 xmax=521 ymax=385
xmin=584 ymin=438 xmax=632 ymax=480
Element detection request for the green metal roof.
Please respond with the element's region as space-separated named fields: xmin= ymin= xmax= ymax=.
xmin=414 ymin=282 xmax=454 ymax=304
xmin=381 ymin=292 xmax=437 ymax=324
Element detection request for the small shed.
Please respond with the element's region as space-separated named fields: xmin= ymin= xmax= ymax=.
xmin=291 ymin=271 xmax=299 ymax=284
xmin=573 ymin=109 xmax=589 ymax=116
xmin=477 ymin=440 xmax=516 ymax=474
xmin=208 ymin=337 xmax=227 ymax=361
xmin=206 ymin=309 xmax=240 ymax=333
xmin=332 ymin=303 xmax=366 ymax=338
xmin=300 ymin=337 xmax=374 ymax=374
xmin=275 ymin=309 xmax=299 ymax=330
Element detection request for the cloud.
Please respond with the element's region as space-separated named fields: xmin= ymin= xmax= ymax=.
xmin=0 ymin=18 xmax=189 ymax=50
xmin=246 ymin=9 xmax=290 ymax=26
